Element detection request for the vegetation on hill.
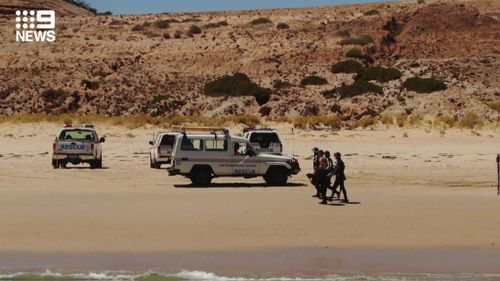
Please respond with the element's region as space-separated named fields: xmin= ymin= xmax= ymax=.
xmin=402 ymin=77 xmax=447 ymax=93
xmin=364 ymin=10 xmax=380 ymax=15
xmin=300 ymin=75 xmax=328 ymax=86
xmin=345 ymin=48 xmax=363 ymax=58
xmin=323 ymin=80 xmax=383 ymax=100
xmin=356 ymin=66 xmax=402 ymax=82
xmin=63 ymin=0 xmax=97 ymax=14
xmin=203 ymin=73 xmax=272 ymax=106
xmin=340 ymin=35 xmax=373 ymax=46
xmin=251 ymin=17 xmax=272 ymax=25
xmin=331 ymin=60 xmax=364 ymax=74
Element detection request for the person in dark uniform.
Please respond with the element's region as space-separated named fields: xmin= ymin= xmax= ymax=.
xmin=317 ymin=150 xmax=329 ymax=204
xmin=308 ymin=147 xmax=321 ymax=197
xmin=330 ymin=152 xmax=348 ymax=203
xmin=324 ymin=151 xmax=335 ymax=200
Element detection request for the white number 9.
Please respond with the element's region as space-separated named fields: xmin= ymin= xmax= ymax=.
xmin=36 ymin=10 xmax=55 ymax=29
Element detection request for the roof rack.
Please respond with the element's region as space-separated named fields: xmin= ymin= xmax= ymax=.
xmin=171 ymin=126 xmax=228 ymax=133
xmin=243 ymin=127 xmax=274 ymax=133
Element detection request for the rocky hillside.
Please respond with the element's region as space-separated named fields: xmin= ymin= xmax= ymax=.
xmin=0 ymin=0 xmax=498 ymax=123
xmin=0 ymin=0 xmax=94 ymax=17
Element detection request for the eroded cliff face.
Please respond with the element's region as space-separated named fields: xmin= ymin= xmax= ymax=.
xmin=0 ymin=0 xmax=498 ymax=121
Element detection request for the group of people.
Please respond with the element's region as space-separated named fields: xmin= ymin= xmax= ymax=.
xmin=308 ymin=147 xmax=348 ymax=205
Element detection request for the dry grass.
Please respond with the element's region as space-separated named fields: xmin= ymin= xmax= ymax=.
xmin=292 ymin=115 xmax=342 ymax=130
xmin=0 ymin=114 xmax=261 ymax=129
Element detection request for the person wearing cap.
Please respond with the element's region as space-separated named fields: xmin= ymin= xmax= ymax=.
xmin=330 ymin=152 xmax=348 ymax=203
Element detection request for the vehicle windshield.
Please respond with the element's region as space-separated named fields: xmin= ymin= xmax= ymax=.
xmin=249 ymin=133 xmax=279 ymax=148
xmin=59 ymin=129 xmax=95 ymax=141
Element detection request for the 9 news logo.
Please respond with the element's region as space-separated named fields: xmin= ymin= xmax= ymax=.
xmin=15 ymin=10 xmax=56 ymax=42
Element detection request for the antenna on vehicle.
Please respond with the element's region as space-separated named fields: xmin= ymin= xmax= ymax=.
xmin=497 ymin=154 xmax=499 ymax=196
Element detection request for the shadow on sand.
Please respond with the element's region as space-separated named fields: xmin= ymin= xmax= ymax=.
xmin=175 ymin=182 xmax=306 ymax=189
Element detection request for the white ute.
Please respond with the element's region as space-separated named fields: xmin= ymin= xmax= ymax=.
xmin=167 ymin=130 xmax=300 ymax=186
xmin=243 ymin=128 xmax=283 ymax=155
xmin=149 ymin=132 xmax=179 ymax=168
xmin=52 ymin=125 xmax=105 ymax=169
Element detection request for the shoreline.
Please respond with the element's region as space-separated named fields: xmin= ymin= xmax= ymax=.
xmin=2 ymin=248 xmax=500 ymax=276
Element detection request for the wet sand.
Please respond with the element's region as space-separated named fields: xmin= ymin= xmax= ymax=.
xmin=0 ymin=122 xmax=499 ymax=275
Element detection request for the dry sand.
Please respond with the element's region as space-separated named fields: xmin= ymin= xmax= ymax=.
xmin=0 ymin=122 xmax=499 ymax=274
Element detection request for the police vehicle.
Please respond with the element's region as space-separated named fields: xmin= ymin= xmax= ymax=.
xmin=168 ymin=129 xmax=300 ymax=186
xmin=52 ymin=124 xmax=105 ymax=169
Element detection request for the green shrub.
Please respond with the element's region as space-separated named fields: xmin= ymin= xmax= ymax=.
xmin=402 ymin=77 xmax=447 ymax=93
xmin=205 ymin=21 xmax=229 ymax=28
xmin=336 ymin=29 xmax=350 ymax=37
xmin=331 ymin=60 xmax=364 ymax=74
xmin=154 ymin=20 xmax=170 ymax=29
xmin=188 ymin=25 xmax=202 ymax=35
xmin=81 ymin=79 xmax=99 ymax=90
xmin=300 ymin=75 xmax=328 ymax=86
xmin=163 ymin=32 xmax=171 ymax=39
xmin=203 ymin=73 xmax=272 ymax=106
xmin=487 ymin=101 xmax=500 ymax=112
xmin=417 ymin=0 xmax=425 ymax=4
xmin=152 ymin=95 xmax=169 ymax=103
xmin=131 ymin=24 xmax=144 ymax=31
xmin=323 ymin=80 xmax=383 ymax=100
xmin=273 ymin=80 xmax=292 ymax=89
xmin=364 ymin=10 xmax=380 ymax=16
xmin=174 ymin=30 xmax=183 ymax=39
xmin=251 ymin=17 xmax=272 ymax=25
xmin=356 ymin=66 xmax=402 ymax=82
xmin=41 ymin=88 xmax=68 ymax=102
xmin=345 ymin=48 xmax=363 ymax=58
xmin=340 ymin=35 xmax=373 ymax=46
xmin=276 ymin=22 xmax=289 ymax=29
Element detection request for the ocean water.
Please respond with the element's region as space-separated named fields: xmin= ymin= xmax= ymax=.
xmin=0 ymin=271 xmax=499 ymax=281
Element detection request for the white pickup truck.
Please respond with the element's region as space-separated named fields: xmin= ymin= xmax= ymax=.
xmin=167 ymin=131 xmax=300 ymax=186
xmin=149 ymin=132 xmax=179 ymax=168
xmin=52 ymin=125 xmax=105 ymax=169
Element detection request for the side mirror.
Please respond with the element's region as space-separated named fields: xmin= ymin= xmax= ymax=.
xmin=149 ymin=141 xmax=154 ymax=145
xmin=99 ymin=137 xmax=106 ymax=143
xmin=247 ymin=149 xmax=256 ymax=157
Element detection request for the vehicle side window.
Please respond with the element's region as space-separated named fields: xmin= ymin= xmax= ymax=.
xmin=181 ymin=138 xmax=203 ymax=151
xmin=205 ymin=139 xmax=227 ymax=151
xmin=234 ymin=142 xmax=249 ymax=156
xmin=161 ymin=135 xmax=176 ymax=146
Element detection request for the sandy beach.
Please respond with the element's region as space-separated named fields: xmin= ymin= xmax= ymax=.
xmin=0 ymin=122 xmax=499 ymax=275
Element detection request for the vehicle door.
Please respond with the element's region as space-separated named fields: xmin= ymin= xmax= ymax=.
xmin=159 ymin=134 xmax=176 ymax=159
xmin=232 ymin=141 xmax=258 ymax=176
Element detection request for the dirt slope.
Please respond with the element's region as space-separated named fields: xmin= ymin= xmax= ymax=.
xmin=0 ymin=0 xmax=93 ymax=17
xmin=0 ymin=0 xmax=498 ymax=122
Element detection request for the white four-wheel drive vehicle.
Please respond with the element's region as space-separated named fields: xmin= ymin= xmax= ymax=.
xmin=243 ymin=128 xmax=283 ymax=155
xmin=168 ymin=130 xmax=300 ymax=186
xmin=149 ymin=132 xmax=179 ymax=168
xmin=52 ymin=125 xmax=105 ymax=169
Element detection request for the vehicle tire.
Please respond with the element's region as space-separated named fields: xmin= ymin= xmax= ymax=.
xmin=190 ymin=168 xmax=212 ymax=186
xmin=264 ymin=167 xmax=289 ymax=186
xmin=52 ymin=160 xmax=59 ymax=169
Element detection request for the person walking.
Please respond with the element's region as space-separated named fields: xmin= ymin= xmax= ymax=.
xmin=324 ymin=151 xmax=336 ymax=200
xmin=317 ymin=150 xmax=329 ymax=204
xmin=330 ymin=152 xmax=348 ymax=203
xmin=309 ymin=147 xmax=321 ymax=198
